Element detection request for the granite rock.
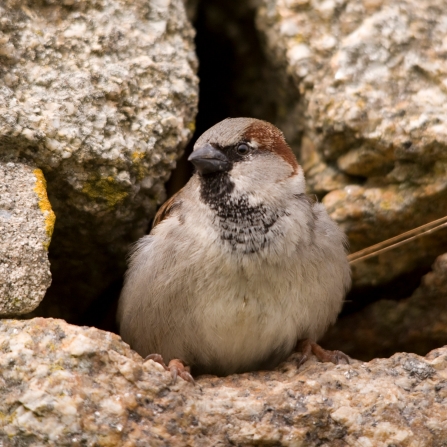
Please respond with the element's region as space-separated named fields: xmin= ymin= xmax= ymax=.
xmin=0 ymin=0 xmax=198 ymax=321
xmin=0 ymin=317 xmax=446 ymax=446
xmin=323 ymin=252 xmax=447 ymax=361
xmin=255 ymin=0 xmax=447 ymax=288
xmin=0 ymin=163 xmax=54 ymax=315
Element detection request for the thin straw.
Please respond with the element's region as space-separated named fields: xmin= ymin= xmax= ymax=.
xmin=348 ymin=215 xmax=447 ymax=265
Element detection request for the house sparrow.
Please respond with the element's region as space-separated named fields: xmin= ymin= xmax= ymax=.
xmin=117 ymin=118 xmax=351 ymax=380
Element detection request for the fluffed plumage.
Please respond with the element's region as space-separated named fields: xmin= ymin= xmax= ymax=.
xmin=117 ymin=118 xmax=351 ymax=376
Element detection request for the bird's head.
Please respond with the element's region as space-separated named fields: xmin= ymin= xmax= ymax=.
xmin=188 ymin=118 xmax=304 ymax=199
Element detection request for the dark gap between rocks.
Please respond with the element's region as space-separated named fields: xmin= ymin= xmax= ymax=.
xmin=166 ymin=0 xmax=282 ymax=198
xmin=341 ymin=266 xmax=431 ymax=317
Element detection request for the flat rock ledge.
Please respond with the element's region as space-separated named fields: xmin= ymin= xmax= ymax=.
xmin=0 ymin=318 xmax=446 ymax=446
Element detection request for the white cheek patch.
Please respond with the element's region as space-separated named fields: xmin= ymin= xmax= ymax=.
xmin=228 ymin=153 xmax=303 ymax=206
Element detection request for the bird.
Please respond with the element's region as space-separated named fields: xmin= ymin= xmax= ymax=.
xmin=117 ymin=117 xmax=351 ymax=381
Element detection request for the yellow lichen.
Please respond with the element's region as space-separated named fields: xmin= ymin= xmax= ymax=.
xmin=131 ymin=151 xmax=145 ymax=161
xmin=0 ymin=410 xmax=13 ymax=425
xmin=33 ymin=169 xmax=56 ymax=251
xmin=187 ymin=120 xmax=196 ymax=133
xmin=82 ymin=176 xmax=128 ymax=207
xmin=130 ymin=151 xmax=149 ymax=180
xmin=49 ymin=362 xmax=65 ymax=373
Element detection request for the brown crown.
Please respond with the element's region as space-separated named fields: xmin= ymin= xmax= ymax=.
xmin=243 ymin=120 xmax=298 ymax=173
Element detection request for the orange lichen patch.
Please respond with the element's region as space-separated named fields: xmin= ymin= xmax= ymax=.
xmin=33 ymin=169 xmax=56 ymax=250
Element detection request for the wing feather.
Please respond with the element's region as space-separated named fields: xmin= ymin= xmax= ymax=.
xmin=152 ymin=189 xmax=184 ymax=229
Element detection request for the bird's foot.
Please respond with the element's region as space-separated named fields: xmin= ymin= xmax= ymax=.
xmin=144 ymin=354 xmax=194 ymax=384
xmin=296 ymin=339 xmax=350 ymax=368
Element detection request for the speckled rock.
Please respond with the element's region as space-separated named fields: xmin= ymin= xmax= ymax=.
xmin=0 ymin=163 xmax=54 ymax=315
xmin=323 ymin=252 xmax=447 ymax=361
xmin=255 ymin=0 xmax=447 ymax=288
xmin=0 ymin=0 xmax=198 ymax=321
xmin=0 ymin=318 xmax=446 ymax=446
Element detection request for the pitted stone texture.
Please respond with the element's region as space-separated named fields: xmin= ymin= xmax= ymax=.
xmin=0 ymin=163 xmax=54 ymax=315
xmin=256 ymin=0 xmax=447 ymax=287
xmin=0 ymin=0 xmax=198 ymax=320
xmin=0 ymin=318 xmax=446 ymax=446
xmin=323 ymin=252 xmax=447 ymax=361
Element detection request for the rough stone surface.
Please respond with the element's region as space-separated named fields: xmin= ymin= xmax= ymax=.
xmin=323 ymin=252 xmax=447 ymax=361
xmin=0 ymin=163 xmax=54 ymax=315
xmin=0 ymin=0 xmax=198 ymax=321
xmin=255 ymin=0 xmax=447 ymax=288
xmin=0 ymin=318 xmax=446 ymax=446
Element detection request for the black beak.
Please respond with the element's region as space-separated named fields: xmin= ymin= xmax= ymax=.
xmin=188 ymin=144 xmax=231 ymax=175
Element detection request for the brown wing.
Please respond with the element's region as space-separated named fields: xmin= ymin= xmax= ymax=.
xmin=152 ymin=189 xmax=184 ymax=230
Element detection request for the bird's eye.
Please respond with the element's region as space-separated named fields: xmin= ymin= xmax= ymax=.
xmin=236 ymin=143 xmax=250 ymax=155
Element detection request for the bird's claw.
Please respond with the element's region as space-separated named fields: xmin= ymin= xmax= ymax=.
xmin=145 ymin=353 xmax=167 ymax=368
xmin=323 ymin=349 xmax=350 ymax=365
xmin=168 ymin=359 xmax=195 ymax=384
xmin=144 ymin=354 xmax=194 ymax=384
xmin=296 ymin=339 xmax=350 ymax=368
